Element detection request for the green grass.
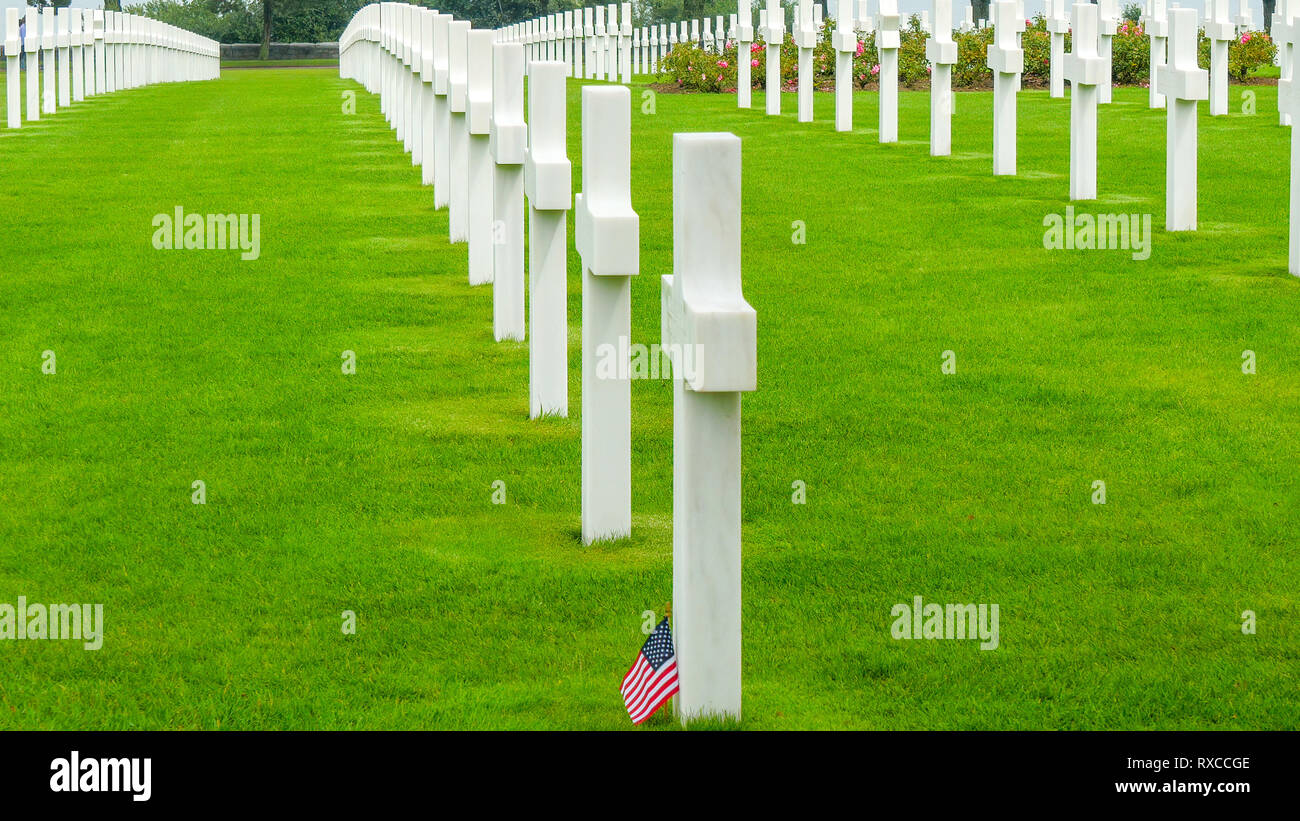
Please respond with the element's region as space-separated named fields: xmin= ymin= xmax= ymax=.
xmin=0 ymin=68 xmax=1297 ymax=729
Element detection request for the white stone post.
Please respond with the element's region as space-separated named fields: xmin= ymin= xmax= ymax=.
xmin=737 ymin=2 xmax=754 ymax=108
xmin=987 ymin=0 xmax=1022 ymax=176
xmin=832 ymin=0 xmax=855 ymax=131
xmin=926 ymin=0 xmax=955 ymax=153
xmin=525 ymin=61 xmax=572 ymax=419
xmin=432 ymin=13 xmax=451 ymax=209
xmin=56 ymin=8 xmax=70 ymax=107
xmin=492 ymin=40 xmax=527 ymax=341
xmin=634 ymin=26 xmax=641 ymax=73
xmin=1141 ymin=0 xmax=1168 ymax=109
xmin=584 ymin=8 xmax=595 ymax=79
xmin=607 ymin=5 xmax=619 ymax=82
xmin=410 ymin=8 xmax=425 ymax=168
xmin=25 ymin=8 xmax=39 ymax=122
xmin=419 ymin=10 xmax=435 ymax=187
xmin=575 ymin=11 xmax=586 ymax=78
xmin=795 ymin=0 xmax=814 ymax=122
xmin=661 ymin=132 xmax=755 ymax=726
xmin=467 ymin=29 xmax=495 ymax=285
xmin=1047 ymin=0 xmax=1068 ymax=98
xmin=577 ymin=86 xmax=639 ymax=545
xmin=762 ymin=0 xmax=784 ymax=115
xmin=1097 ymin=0 xmax=1117 ymax=104
xmin=878 ymin=0 xmax=900 ymax=143
xmin=93 ymin=11 xmax=106 ymax=96
xmin=71 ymin=9 xmax=84 ymax=102
xmin=5 ymin=8 xmax=19 ymax=128
xmin=1065 ymin=2 xmax=1103 ymax=200
xmin=1236 ymin=0 xmax=1254 ymax=33
xmin=41 ymin=8 xmax=55 ymax=114
xmin=1277 ymin=0 xmax=1295 ymax=126
xmin=620 ymin=2 xmax=633 ymax=83
xmin=1207 ymin=0 xmax=1233 ymax=116
xmin=593 ymin=6 xmax=606 ymax=80
xmin=1156 ymin=8 xmax=1207 ymax=231
xmin=1288 ymin=46 xmax=1300 ymax=274
xmin=448 ymin=20 xmax=470 ymax=244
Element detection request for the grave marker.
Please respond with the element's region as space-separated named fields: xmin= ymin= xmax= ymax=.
xmin=878 ymin=0 xmax=901 ymax=143
xmin=41 ymin=7 xmax=55 ymax=114
xmin=1155 ymin=7 xmax=1208 ymax=231
xmin=987 ymin=0 xmax=1023 ymax=175
xmin=493 ymin=40 xmax=527 ymax=340
xmin=1207 ymin=0 xmax=1234 ymax=116
xmin=56 ymin=8 xmax=70 ymax=108
xmin=524 ymin=61 xmax=572 ymax=418
xmin=448 ymin=19 xmax=470 ymax=244
xmin=833 ymin=0 xmax=856 ymax=131
xmin=1141 ymin=0 xmax=1168 ymax=109
xmin=660 ymin=132 xmax=754 ymax=725
xmin=5 ymin=8 xmax=19 ymax=128
xmin=795 ymin=0 xmax=815 ymax=122
xmin=607 ymin=4 xmax=619 ymax=82
xmin=94 ymin=10 xmax=106 ymax=96
xmin=577 ymin=86 xmax=639 ymax=545
xmin=1047 ymin=0 xmax=1068 ymax=98
xmin=621 ymin=3 xmax=633 ymax=83
xmin=1288 ymin=41 xmax=1300 ymax=274
xmin=419 ymin=10 xmax=435 ymax=187
xmin=761 ymin=0 xmax=784 ymax=116
xmin=594 ymin=6 xmax=606 ymax=80
xmin=1065 ymin=1 xmax=1104 ymax=200
xmin=926 ymin=0 xmax=956 ymax=154
xmin=467 ymin=29 xmax=496 ymax=285
xmin=71 ymin=8 xmax=84 ymax=103
xmin=433 ymin=13 xmax=452 ymax=209
xmin=737 ymin=1 xmax=754 ymax=109
xmin=1097 ymin=0 xmax=1117 ymax=104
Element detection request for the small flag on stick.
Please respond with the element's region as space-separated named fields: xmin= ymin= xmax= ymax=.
xmin=621 ymin=617 xmax=679 ymax=724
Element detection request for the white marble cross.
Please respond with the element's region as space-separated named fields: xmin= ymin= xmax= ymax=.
xmin=1141 ymin=0 xmax=1168 ymax=109
xmin=633 ymin=25 xmax=641 ymax=73
xmin=961 ymin=4 xmax=974 ymax=32
xmin=577 ymin=86 xmax=639 ymax=545
xmin=832 ymin=0 xmax=857 ymax=132
xmin=1097 ymin=0 xmax=1118 ymax=104
xmin=857 ymin=0 xmax=875 ymax=34
xmin=1236 ymin=0 xmax=1254 ymax=32
xmin=594 ymin=6 xmax=606 ymax=80
xmin=620 ymin=3 xmax=633 ymax=83
xmin=56 ymin=8 xmax=70 ymax=108
xmin=795 ymin=0 xmax=816 ymax=122
xmin=1285 ymin=44 xmax=1300 ymax=275
xmin=661 ymin=132 xmax=754 ymax=726
xmin=877 ymin=0 xmax=901 ymax=143
xmin=607 ymin=4 xmax=619 ymax=82
xmin=1047 ymin=0 xmax=1069 ymax=98
xmin=418 ymin=10 xmax=434 ymax=187
xmin=1065 ymin=1 xmax=1104 ymax=200
xmin=432 ymin=13 xmax=452 ymax=209
xmin=762 ymin=0 xmax=784 ymax=116
xmin=493 ymin=40 xmax=527 ymax=341
xmin=584 ymin=8 xmax=595 ymax=79
xmin=93 ymin=10 xmax=106 ymax=96
xmin=737 ymin=1 xmax=754 ymax=109
xmin=1155 ymin=7 xmax=1208 ymax=231
xmin=70 ymin=8 xmax=84 ymax=103
xmin=704 ymin=16 xmax=716 ymax=53
xmin=41 ymin=8 xmax=55 ymax=114
xmin=1207 ymin=0 xmax=1234 ymax=115
xmin=24 ymin=8 xmax=39 ymax=122
xmin=447 ymin=20 xmax=471 ymax=245
xmin=4 ymin=8 xmax=19 ymax=128
xmin=409 ymin=8 xmax=426 ymax=171
xmin=987 ymin=0 xmax=1023 ymax=175
xmin=467 ymin=29 xmax=496 ymax=285
xmin=525 ymin=61 xmax=572 ymax=419
xmin=926 ymin=0 xmax=956 ymax=154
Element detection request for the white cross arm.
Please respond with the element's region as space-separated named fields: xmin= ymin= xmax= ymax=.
xmin=524 ymin=62 xmax=572 ymax=211
xmin=661 ymin=133 xmax=756 ymax=394
xmin=986 ymin=2 xmax=1024 ymax=74
xmin=491 ymin=42 xmax=527 ymax=166
xmin=1064 ymin=3 xmax=1105 ymax=85
xmin=576 ymin=87 xmax=639 ymax=277
xmin=4 ymin=8 xmax=17 ymax=54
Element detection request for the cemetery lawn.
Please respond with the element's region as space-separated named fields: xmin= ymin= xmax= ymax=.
xmin=1 ymin=69 xmax=1297 ymax=731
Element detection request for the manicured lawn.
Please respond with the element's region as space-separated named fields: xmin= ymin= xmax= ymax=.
xmin=0 ymin=68 xmax=1296 ymax=729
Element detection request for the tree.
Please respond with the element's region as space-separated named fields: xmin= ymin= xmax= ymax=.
xmin=972 ymin=0 xmax=990 ymax=26
xmin=1264 ymin=0 xmax=1276 ymax=34
xmin=260 ymin=0 xmax=272 ymax=59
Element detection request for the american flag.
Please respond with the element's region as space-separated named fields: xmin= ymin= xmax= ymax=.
xmin=621 ymin=617 xmax=679 ymax=724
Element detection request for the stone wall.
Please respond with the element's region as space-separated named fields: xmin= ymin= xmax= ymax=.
xmin=220 ymin=42 xmax=339 ymax=61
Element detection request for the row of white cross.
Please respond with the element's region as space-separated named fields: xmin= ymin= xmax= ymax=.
xmin=340 ymin=3 xmax=756 ymax=724
xmin=1 ymin=6 xmax=219 ymax=130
